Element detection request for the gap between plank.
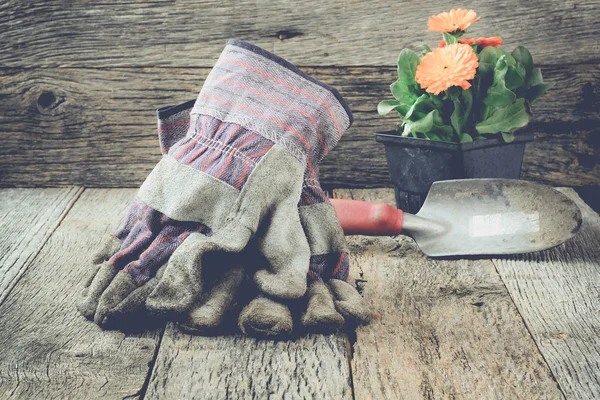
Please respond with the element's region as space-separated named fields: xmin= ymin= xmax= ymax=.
xmin=490 ymin=258 xmax=566 ymax=399
xmin=0 ymin=186 xmax=84 ymax=307
xmin=137 ymin=325 xmax=167 ymax=400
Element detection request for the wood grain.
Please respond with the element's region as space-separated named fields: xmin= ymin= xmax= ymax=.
xmin=1 ymin=65 xmax=598 ymax=188
xmin=0 ymin=187 xmax=81 ymax=305
xmin=1 ymin=0 xmax=598 ymax=67
xmin=335 ymin=188 xmax=563 ymax=399
xmin=493 ymin=189 xmax=600 ymax=400
xmin=146 ymin=325 xmax=353 ymax=399
xmin=0 ymin=188 xmax=161 ymax=399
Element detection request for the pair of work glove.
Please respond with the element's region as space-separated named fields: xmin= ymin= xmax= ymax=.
xmin=76 ymin=39 xmax=370 ymax=336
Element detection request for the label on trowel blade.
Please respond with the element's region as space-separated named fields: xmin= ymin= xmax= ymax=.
xmin=468 ymin=212 xmax=539 ymax=237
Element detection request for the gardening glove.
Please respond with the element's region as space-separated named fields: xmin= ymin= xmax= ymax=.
xmin=238 ymin=168 xmax=371 ymax=337
xmin=76 ymin=39 xmax=352 ymax=328
xmin=146 ymin=97 xmax=367 ymax=337
xmin=160 ymin=100 xmax=253 ymax=333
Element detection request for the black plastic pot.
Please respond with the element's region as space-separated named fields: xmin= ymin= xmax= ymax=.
xmin=375 ymin=132 xmax=535 ymax=213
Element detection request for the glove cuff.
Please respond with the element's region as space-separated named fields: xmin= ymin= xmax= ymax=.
xmin=192 ymin=39 xmax=353 ymax=166
xmin=156 ymin=100 xmax=195 ymax=155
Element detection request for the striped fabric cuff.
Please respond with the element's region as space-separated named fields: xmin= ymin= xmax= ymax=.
xmin=157 ymin=100 xmax=195 ymax=154
xmin=156 ymin=101 xmax=275 ymax=190
xmin=192 ymin=39 xmax=353 ymax=167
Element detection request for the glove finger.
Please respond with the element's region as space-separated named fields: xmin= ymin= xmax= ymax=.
xmin=91 ymin=235 xmax=122 ymax=266
xmin=77 ymin=262 xmax=118 ymax=320
xmin=328 ymin=279 xmax=371 ymax=325
xmin=93 ymin=270 xmax=139 ymax=326
xmin=301 ymin=281 xmax=344 ymax=332
xmin=94 ymin=222 xmax=206 ymax=326
xmin=238 ymin=296 xmax=293 ymax=337
xmin=253 ymin=205 xmax=310 ymax=300
xmin=80 ymin=235 xmax=122 ymax=299
xmin=179 ymin=265 xmax=244 ymax=333
xmin=146 ymin=232 xmax=210 ymax=314
xmin=147 ymin=229 xmax=250 ymax=314
xmin=96 ymin=263 xmax=169 ymax=329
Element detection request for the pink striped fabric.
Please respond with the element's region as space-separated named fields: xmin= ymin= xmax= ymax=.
xmin=110 ymin=200 xmax=212 ymax=286
xmin=164 ymin=113 xmax=275 ymax=190
xmin=157 ymin=100 xmax=195 ymax=155
xmin=299 ymin=177 xmax=329 ymax=206
xmin=192 ymin=40 xmax=353 ymax=176
xmin=306 ymin=252 xmax=350 ymax=283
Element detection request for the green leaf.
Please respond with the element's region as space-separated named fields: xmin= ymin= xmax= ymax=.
xmin=451 ymin=98 xmax=465 ymax=134
xmin=502 ymin=52 xmax=517 ymax=67
xmin=459 ymin=133 xmax=474 ymax=143
xmin=431 ymin=110 xmax=454 ymax=138
xmin=404 ymin=109 xmax=453 ymax=141
xmin=450 ymin=88 xmax=473 ymax=135
xmin=421 ymin=44 xmax=432 ymax=56
xmin=390 ymin=80 xmax=418 ymax=105
xmin=528 ymin=68 xmax=544 ymax=87
xmin=505 ymin=65 xmax=525 ymax=90
xmin=474 ymin=135 xmax=488 ymax=141
xmin=404 ymin=94 xmax=428 ymax=120
xmin=391 ymin=49 xmax=422 ymax=104
xmin=511 ymin=46 xmax=534 ymax=76
xmin=501 ymin=132 xmax=515 ymax=143
xmin=483 ymin=56 xmax=516 ymax=107
xmin=404 ymin=93 xmax=445 ymax=122
xmin=526 ymin=82 xmax=554 ymax=104
xmin=428 ymin=93 xmax=443 ymax=108
xmin=397 ymin=49 xmax=420 ymax=86
xmin=478 ymin=46 xmax=504 ymax=65
xmin=424 ymin=132 xmax=443 ymax=141
xmin=378 ymin=100 xmax=408 ymax=116
xmin=475 ymin=62 xmax=495 ymax=100
xmin=400 ymin=123 xmax=412 ymax=137
xmin=407 ymin=110 xmax=434 ymax=133
xmin=443 ymin=32 xmax=458 ymax=44
xmin=476 ymin=98 xmax=531 ymax=134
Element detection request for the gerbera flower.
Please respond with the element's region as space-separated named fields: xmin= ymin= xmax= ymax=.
xmin=428 ymin=9 xmax=480 ymax=33
xmin=438 ymin=38 xmax=474 ymax=47
xmin=438 ymin=37 xmax=503 ymax=49
xmin=475 ymin=36 xmax=503 ymax=48
xmin=415 ymin=44 xmax=479 ymax=95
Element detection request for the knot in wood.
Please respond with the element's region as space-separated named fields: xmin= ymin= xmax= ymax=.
xmin=36 ymin=91 xmax=64 ymax=115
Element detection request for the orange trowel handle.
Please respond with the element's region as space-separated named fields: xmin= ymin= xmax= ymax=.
xmin=329 ymin=199 xmax=404 ymax=236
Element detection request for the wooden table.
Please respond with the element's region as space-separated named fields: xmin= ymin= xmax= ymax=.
xmin=0 ymin=187 xmax=598 ymax=399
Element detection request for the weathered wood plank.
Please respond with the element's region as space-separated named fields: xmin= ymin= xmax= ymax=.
xmin=0 ymin=0 xmax=598 ymax=67
xmin=0 ymin=187 xmax=81 ymax=305
xmin=1 ymin=65 xmax=598 ymax=188
xmin=336 ymin=188 xmax=563 ymax=399
xmin=146 ymin=325 xmax=352 ymax=399
xmin=0 ymin=189 xmax=161 ymax=399
xmin=493 ymin=188 xmax=600 ymax=399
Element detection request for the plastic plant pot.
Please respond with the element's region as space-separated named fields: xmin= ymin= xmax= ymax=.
xmin=375 ymin=132 xmax=535 ymax=213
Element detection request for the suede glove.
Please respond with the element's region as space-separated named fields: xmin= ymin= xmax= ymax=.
xmin=152 ymin=96 xmax=369 ymax=337
xmin=76 ymin=40 xmax=352 ymax=328
xmin=237 ymin=168 xmax=371 ymax=336
xmin=154 ymin=102 xmax=368 ymax=335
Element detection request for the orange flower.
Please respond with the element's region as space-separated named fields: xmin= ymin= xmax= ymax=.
xmin=428 ymin=9 xmax=480 ymax=33
xmin=438 ymin=37 xmax=503 ymax=48
xmin=438 ymin=38 xmax=474 ymax=47
xmin=475 ymin=36 xmax=503 ymax=48
xmin=415 ymin=44 xmax=479 ymax=95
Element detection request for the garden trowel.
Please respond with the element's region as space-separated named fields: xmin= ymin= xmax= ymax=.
xmin=331 ymin=179 xmax=582 ymax=257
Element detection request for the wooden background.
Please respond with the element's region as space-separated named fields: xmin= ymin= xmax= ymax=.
xmin=1 ymin=0 xmax=598 ymax=199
